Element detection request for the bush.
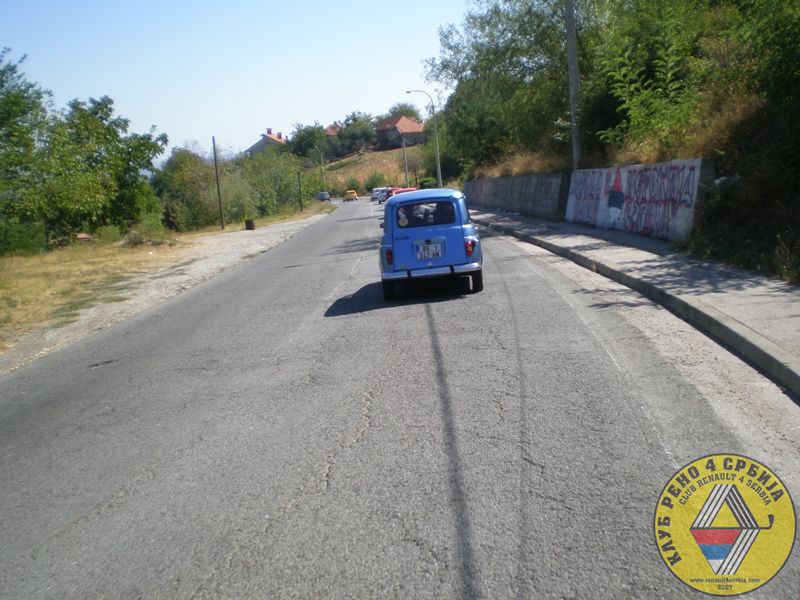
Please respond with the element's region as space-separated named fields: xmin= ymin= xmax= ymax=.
xmin=131 ymin=211 xmax=170 ymax=243
xmin=93 ymin=225 xmax=122 ymax=244
xmin=120 ymin=230 xmax=144 ymax=247
xmin=364 ymin=172 xmax=387 ymax=190
xmin=120 ymin=211 xmax=171 ymax=246
xmin=346 ymin=177 xmax=360 ymax=192
xmin=688 ymin=182 xmax=800 ymax=283
xmin=418 ymin=177 xmax=439 ymax=189
xmin=161 ymin=199 xmax=190 ymax=232
xmin=219 ymin=171 xmax=258 ymax=223
xmin=0 ymin=219 xmax=46 ymax=254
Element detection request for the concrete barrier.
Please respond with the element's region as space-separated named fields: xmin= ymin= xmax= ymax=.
xmin=463 ymin=172 xmax=570 ymax=219
xmin=564 ymin=159 xmax=714 ymax=242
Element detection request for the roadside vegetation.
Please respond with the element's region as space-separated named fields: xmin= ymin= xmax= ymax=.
xmin=0 ymin=47 xmax=331 ymax=256
xmin=0 ymin=202 xmax=333 ymax=351
xmin=2 ymin=0 xmax=798 ymax=284
xmin=322 ymin=146 xmax=427 ymax=195
xmin=425 ymin=0 xmax=799 ymax=281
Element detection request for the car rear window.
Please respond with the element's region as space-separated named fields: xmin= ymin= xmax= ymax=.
xmin=396 ymin=201 xmax=457 ymax=228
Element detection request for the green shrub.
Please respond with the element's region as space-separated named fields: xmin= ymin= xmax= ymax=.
xmin=135 ymin=211 xmax=170 ymax=242
xmin=219 ymin=171 xmax=258 ymax=223
xmin=119 ymin=211 xmax=171 ymax=246
xmin=689 ymin=183 xmax=800 ymax=283
xmin=120 ymin=230 xmax=144 ymax=246
xmin=418 ymin=177 xmax=438 ymax=189
xmin=93 ymin=225 xmax=122 ymax=244
xmin=0 ymin=219 xmax=46 ymax=254
xmin=364 ymin=172 xmax=387 ymax=190
xmin=346 ymin=177 xmax=360 ymax=192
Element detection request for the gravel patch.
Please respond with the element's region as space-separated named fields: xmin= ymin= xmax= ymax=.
xmin=0 ymin=214 xmax=328 ymax=375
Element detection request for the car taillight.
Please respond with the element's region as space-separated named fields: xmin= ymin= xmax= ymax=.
xmin=465 ymin=239 xmax=477 ymax=257
xmin=386 ymin=248 xmax=394 ymax=265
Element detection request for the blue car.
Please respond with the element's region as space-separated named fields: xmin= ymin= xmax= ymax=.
xmin=379 ymin=188 xmax=483 ymax=300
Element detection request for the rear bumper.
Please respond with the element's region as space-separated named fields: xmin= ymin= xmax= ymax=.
xmin=382 ymin=262 xmax=482 ymax=281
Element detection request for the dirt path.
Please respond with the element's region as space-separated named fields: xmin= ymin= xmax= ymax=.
xmin=0 ymin=214 xmax=328 ymax=376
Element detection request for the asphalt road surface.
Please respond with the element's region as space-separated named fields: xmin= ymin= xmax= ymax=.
xmin=1 ymin=200 xmax=799 ymax=599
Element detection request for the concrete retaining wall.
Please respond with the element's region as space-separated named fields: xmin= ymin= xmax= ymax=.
xmin=465 ymin=159 xmax=714 ymax=243
xmin=463 ymin=172 xmax=570 ymax=219
xmin=564 ymin=159 xmax=714 ymax=242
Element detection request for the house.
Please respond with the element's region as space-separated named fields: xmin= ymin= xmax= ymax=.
xmin=375 ymin=116 xmax=425 ymax=149
xmin=246 ymin=128 xmax=286 ymax=156
xmin=325 ymin=124 xmax=341 ymax=138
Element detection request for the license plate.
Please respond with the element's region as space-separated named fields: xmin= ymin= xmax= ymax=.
xmin=416 ymin=243 xmax=442 ymax=260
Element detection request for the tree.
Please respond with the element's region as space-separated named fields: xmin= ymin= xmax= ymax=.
xmin=1 ymin=53 xmax=165 ymax=249
xmin=426 ymin=0 xmax=575 ymax=166
xmin=0 ymin=49 xmax=48 ymax=230
xmin=60 ymin=96 xmax=166 ymax=228
xmin=288 ymin=122 xmax=326 ymax=158
xmin=382 ymin=102 xmax=422 ymax=122
xmin=152 ymin=148 xmax=216 ymax=230
xmin=338 ymin=111 xmax=376 ymax=155
xmin=106 ymin=129 xmax=168 ymax=228
xmin=31 ymin=115 xmax=108 ymax=244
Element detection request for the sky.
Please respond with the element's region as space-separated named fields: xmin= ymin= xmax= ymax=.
xmin=2 ymin=0 xmax=470 ymax=158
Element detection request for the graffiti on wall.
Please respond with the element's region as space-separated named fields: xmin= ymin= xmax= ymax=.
xmin=568 ymin=169 xmax=606 ymax=226
xmin=565 ymin=159 xmax=702 ymax=241
xmin=622 ymin=163 xmax=698 ymax=238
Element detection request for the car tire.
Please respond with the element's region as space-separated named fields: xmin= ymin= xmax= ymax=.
xmin=382 ymin=280 xmax=396 ymax=301
xmin=471 ymin=270 xmax=483 ymax=293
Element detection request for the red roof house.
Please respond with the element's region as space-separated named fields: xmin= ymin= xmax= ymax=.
xmin=246 ymin=127 xmax=286 ymax=156
xmin=375 ymin=116 xmax=425 ymax=148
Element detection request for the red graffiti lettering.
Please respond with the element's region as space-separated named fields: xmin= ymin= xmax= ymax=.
xmin=622 ymin=164 xmax=697 ymax=238
xmin=571 ymin=170 xmax=605 ymax=225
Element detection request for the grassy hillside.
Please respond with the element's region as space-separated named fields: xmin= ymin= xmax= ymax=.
xmin=323 ymin=147 xmax=425 ymax=194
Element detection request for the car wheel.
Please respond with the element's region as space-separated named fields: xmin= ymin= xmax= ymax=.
xmin=382 ymin=280 xmax=396 ymax=301
xmin=471 ymin=270 xmax=483 ymax=293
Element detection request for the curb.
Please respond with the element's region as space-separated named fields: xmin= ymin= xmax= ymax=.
xmin=474 ymin=217 xmax=800 ymax=400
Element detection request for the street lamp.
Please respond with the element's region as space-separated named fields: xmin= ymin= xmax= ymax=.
xmin=406 ymin=89 xmax=442 ymax=188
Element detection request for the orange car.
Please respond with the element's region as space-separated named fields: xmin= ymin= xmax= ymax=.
xmin=380 ymin=187 xmax=417 ymax=204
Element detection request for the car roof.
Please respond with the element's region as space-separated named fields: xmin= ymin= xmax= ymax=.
xmin=386 ymin=188 xmax=463 ymax=208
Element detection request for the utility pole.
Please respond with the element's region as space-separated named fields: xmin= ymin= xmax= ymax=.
xmin=297 ymin=172 xmax=303 ymax=211
xmin=402 ymin=134 xmax=409 ymax=186
xmin=212 ymin=136 xmax=224 ymax=229
xmin=565 ymin=0 xmax=581 ymax=172
xmin=319 ymin=149 xmax=326 ymax=190
xmin=406 ymin=89 xmax=442 ymax=187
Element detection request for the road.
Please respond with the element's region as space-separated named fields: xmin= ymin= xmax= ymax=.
xmin=1 ymin=200 xmax=798 ymax=599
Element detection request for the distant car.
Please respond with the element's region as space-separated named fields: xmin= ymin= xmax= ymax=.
xmin=344 ymin=190 xmax=359 ymax=202
xmin=379 ymin=188 xmax=483 ymax=300
xmin=371 ymin=187 xmax=388 ymax=202
xmin=380 ymin=187 xmax=416 ymax=204
xmin=316 ymin=191 xmax=331 ymax=201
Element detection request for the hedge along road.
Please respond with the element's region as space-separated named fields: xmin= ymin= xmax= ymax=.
xmin=0 ymin=199 xmax=798 ymax=599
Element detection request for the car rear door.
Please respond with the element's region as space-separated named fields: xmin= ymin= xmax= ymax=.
xmin=392 ymin=199 xmax=467 ymax=271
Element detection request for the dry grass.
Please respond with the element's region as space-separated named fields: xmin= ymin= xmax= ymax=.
xmin=605 ymin=93 xmax=765 ymax=167
xmin=0 ymin=202 xmax=335 ymax=352
xmin=0 ymin=243 xmax=181 ymax=351
xmin=474 ymin=151 xmax=570 ymax=178
xmin=680 ymin=94 xmax=764 ymax=161
xmin=325 ymin=147 xmax=425 ymax=191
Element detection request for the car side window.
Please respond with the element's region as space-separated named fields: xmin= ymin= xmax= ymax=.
xmin=397 ymin=201 xmax=456 ymax=228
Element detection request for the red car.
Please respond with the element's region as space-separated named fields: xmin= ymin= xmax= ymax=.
xmin=380 ymin=187 xmax=417 ymax=204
